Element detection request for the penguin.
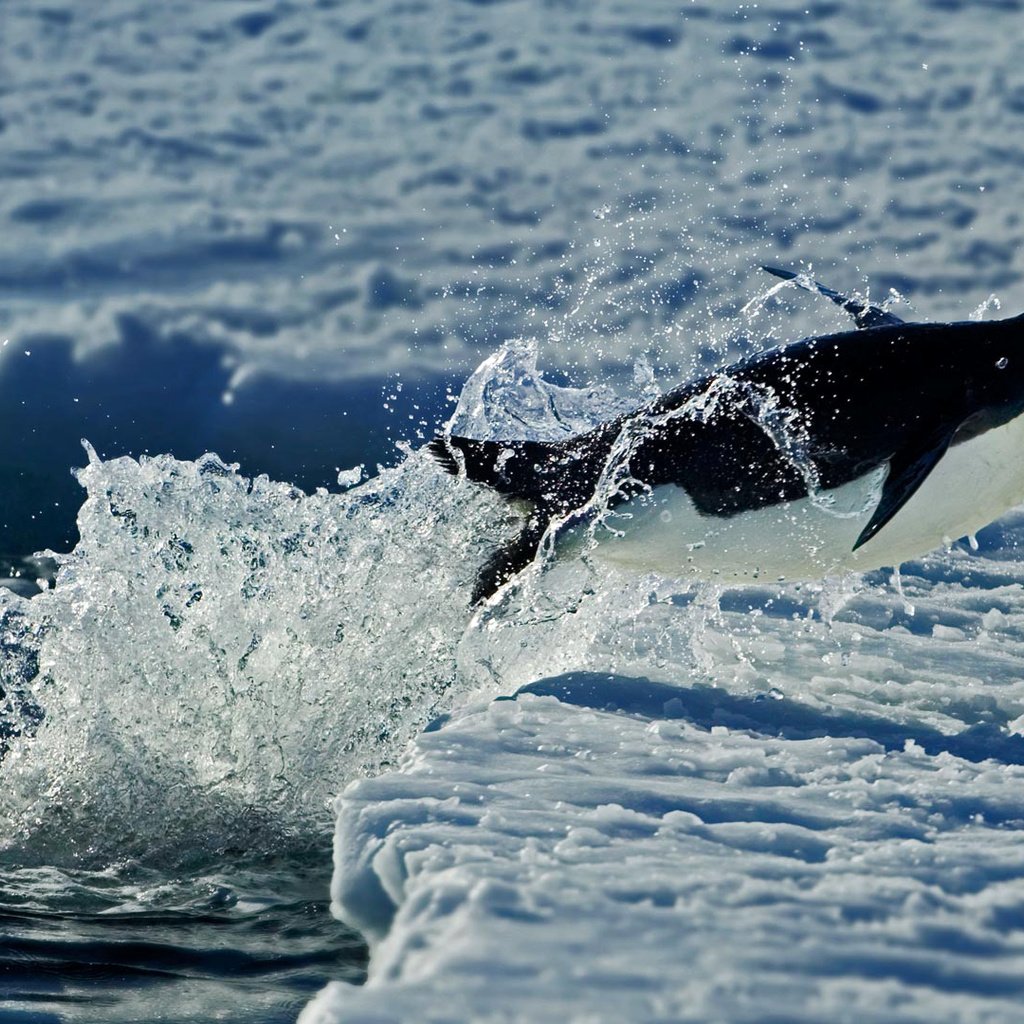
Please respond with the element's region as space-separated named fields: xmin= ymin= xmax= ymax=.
xmin=430 ymin=268 xmax=1024 ymax=602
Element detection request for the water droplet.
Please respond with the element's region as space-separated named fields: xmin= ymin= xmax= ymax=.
xmin=337 ymin=465 xmax=364 ymax=488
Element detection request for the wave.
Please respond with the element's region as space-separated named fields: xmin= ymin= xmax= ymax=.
xmin=0 ymin=342 xmax=642 ymax=868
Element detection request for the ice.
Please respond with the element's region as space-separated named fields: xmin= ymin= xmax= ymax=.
xmin=2 ymin=348 xmax=1024 ymax=1024
xmin=305 ymin=545 xmax=1024 ymax=1021
xmin=6 ymin=0 xmax=1024 ymax=1017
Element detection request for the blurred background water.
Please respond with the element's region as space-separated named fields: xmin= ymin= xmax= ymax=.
xmin=4 ymin=0 xmax=1024 ymax=1020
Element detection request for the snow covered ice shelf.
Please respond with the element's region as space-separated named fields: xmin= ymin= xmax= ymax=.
xmin=303 ymin=538 xmax=1024 ymax=1024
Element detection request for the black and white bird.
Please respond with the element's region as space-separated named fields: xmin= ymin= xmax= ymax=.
xmin=431 ymin=268 xmax=1024 ymax=602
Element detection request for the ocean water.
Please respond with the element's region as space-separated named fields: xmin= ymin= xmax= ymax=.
xmin=0 ymin=854 xmax=367 ymax=1024
xmin=5 ymin=0 xmax=1024 ymax=1021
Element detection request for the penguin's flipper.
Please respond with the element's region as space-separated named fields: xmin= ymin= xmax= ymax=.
xmin=852 ymin=425 xmax=957 ymax=551
xmin=761 ymin=265 xmax=905 ymax=329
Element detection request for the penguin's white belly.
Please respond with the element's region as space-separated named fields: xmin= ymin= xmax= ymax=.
xmin=584 ymin=473 xmax=878 ymax=581
xmin=583 ymin=413 xmax=1024 ymax=581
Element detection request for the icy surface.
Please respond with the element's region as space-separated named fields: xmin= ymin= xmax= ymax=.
xmin=304 ymin=525 xmax=1024 ymax=1022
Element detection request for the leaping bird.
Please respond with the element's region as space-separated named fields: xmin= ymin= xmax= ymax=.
xmin=430 ymin=267 xmax=1024 ymax=602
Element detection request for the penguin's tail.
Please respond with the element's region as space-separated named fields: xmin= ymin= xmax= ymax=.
xmin=427 ymin=434 xmax=559 ymax=503
xmin=427 ymin=434 xmax=560 ymax=602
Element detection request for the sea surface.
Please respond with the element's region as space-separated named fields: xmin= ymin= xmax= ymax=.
xmin=4 ymin=0 xmax=1024 ymax=1021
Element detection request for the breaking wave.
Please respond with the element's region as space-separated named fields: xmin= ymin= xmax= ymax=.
xmin=0 ymin=342 xmax=656 ymax=868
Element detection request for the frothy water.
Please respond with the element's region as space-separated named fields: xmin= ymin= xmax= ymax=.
xmin=0 ymin=455 xmax=502 ymax=868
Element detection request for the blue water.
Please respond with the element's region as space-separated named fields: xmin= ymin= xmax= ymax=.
xmin=5 ymin=0 xmax=1024 ymax=1019
xmin=0 ymin=854 xmax=367 ymax=1024
xmin=0 ymin=321 xmax=456 ymax=581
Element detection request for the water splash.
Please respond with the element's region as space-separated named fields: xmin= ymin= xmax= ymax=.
xmin=0 ymin=338 xmax=895 ymax=870
xmin=971 ymin=294 xmax=1002 ymax=321
xmin=446 ymin=337 xmax=634 ymax=441
xmin=0 ymin=442 xmax=521 ymax=867
xmin=0 ymin=340 xmax=653 ymax=869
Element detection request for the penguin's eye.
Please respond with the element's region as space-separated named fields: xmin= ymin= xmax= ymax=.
xmin=997 ymin=357 xmax=1009 ymax=369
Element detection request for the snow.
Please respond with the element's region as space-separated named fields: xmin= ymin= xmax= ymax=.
xmin=302 ymin=530 xmax=1024 ymax=1022
xmin=5 ymin=0 xmax=1024 ymax=389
